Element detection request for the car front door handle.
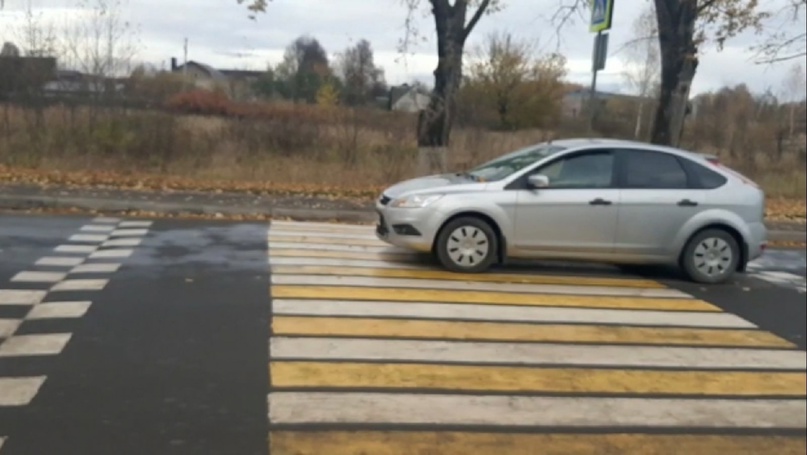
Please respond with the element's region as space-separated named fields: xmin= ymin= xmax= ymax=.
xmin=589 ymin=198 xmax=612 ymax=206
xmin=678 ymin=199 xmax=699 ymax=207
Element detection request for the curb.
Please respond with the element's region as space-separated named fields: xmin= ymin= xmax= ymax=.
xmin=0 ymin=193 xmax=804 ymax=242
xmin=0 ymin=193 xmax=376 ymax=224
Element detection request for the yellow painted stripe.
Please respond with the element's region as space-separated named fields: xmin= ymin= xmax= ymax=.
xmin=269 ymin=431 xmax=807 ymax=455
xmin=270 ymin=235 xmax=383 ymax=247
xmin=270 ymin=249 xmax=417 ymax=260
xmin=271 ymin=265 xmax=667 ymax=288
xmin=271 ymin=361 xmax=807 ymax=396
xmin=272 ymin=316 xmax=795 ymax=348
xmin=271 ymin=286 xmax=717 ymax=312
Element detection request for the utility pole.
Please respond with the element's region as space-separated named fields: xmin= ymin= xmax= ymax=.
xmin=587 ymin=0 xmax=615 ymax=134
xmin=182 ymin=37 xmax=189 ymax=90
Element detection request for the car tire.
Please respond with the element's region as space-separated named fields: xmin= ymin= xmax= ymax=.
xmin=435 ymin=216 xmax=498 ymax=274
xmin=681 ymin=228 xmax=740 ymax=284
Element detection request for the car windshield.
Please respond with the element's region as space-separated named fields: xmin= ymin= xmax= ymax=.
xmin=466 ymin=143 xmax=567 ymax=181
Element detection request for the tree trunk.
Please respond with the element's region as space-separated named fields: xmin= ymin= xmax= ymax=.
xmin=417 ymin=2 xmax=467 ymax=148
xmin=634 ymin=101 xmax=645 ymax=139
xmin=650 ymin=0 xmax=698 ymax=147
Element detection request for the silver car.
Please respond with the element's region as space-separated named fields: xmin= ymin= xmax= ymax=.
xmin=375 ymin=138 xmax=768 ymax=284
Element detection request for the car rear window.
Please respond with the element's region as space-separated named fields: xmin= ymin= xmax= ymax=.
xmin=682 ymin=159 xmax=729 ymax=189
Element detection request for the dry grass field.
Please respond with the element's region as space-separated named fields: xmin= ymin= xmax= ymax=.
xmin=0 ymin=102 xmax=804 ymax=222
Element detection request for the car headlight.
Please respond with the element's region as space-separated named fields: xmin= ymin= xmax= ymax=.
xmin=389 ymin=194 xmax=444 ymax=208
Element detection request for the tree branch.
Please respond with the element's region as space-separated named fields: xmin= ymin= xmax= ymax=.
xmin=463 ymin=0 xmax=492 ymax=42
xmin=696 ymin=0 xmax=719 ymax=14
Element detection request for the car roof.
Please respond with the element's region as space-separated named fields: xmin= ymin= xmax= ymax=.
xmin=548 ymin=137 xmax=702 ymax=158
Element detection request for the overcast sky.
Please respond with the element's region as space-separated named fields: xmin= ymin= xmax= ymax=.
xmin=1 ymin=0 xmax=805 ymax=97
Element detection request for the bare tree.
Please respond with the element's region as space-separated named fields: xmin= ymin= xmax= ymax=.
xmin=400 ymin=0 xmax=500 ymax=149
xmin=335 ymin=39 xmax=387 ymax=106
xmin=621 ymin=5 xmax=660 ymax=139
xmin=13 ymin=0 xmax=58 ymax=57
xmin=60 ymin=0 xmax=140 ymax=81
xmin=782 ymin=62 xmax=806 ymax=138
xmin=753 ymin=0 xmax=806 ymax=64
xmin=553 ymin=0 xmax=768 ymax=147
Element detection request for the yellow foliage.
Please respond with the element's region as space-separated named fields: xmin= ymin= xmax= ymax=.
xmin=463 ymin=32 xmax=568 ymax=130
xmin=316 ymin=81 xmax=340 ymax=107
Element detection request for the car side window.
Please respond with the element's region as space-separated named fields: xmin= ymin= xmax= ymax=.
xmin=621 ymin=150 xmax=689 ymax=189
xmin=535 ymin=152 xmax=614 ymax=189
xmin=681 ymin=159 xmax=728 ymax=189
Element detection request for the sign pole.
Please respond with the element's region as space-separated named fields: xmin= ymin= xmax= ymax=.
xmin=588 ymin=30 xmax=602 ymax=133
xmin=587 ymin=0 xmax=615 ymax=134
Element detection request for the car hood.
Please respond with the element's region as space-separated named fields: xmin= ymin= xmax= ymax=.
xmin=382 ymin=173 xmax=478 ymax=199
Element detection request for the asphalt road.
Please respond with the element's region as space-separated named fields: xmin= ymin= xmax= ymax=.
xmin=0 ymin=213 xmax=805 ymax=455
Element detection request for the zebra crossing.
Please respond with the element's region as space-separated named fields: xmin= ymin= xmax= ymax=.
xmin=0 ymin=217 xmax=151 ymax=451
xmin=266 ymin=220 xmax=807 ymax=455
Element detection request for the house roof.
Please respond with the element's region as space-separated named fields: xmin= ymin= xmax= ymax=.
xmin=173 ymin=60 xmax=227 ymax=80
xmin=388 ymin=83 xmax=431 ymax=108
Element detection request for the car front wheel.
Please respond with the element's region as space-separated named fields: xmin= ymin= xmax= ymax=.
xmin=681 ymin=228 xmax=740 ymax=284
xmin=435 ymin=217 xmax=498 ymax=273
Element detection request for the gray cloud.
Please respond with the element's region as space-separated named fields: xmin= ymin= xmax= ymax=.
xmin=1 ymin=0 xmax=803 ymax=95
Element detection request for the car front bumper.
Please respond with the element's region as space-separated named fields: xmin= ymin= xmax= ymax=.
xmin=374 ymin=200 xmax=443 ymax=253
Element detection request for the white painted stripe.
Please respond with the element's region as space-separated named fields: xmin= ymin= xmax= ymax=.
xmin=35 ymin=256 xmax=85 ymax=267
xmin=80 ymin=225 xmax=116 ymax=232
xmin=102 ymin=238 xmax=142 ymax=247
xmin=760 ymin=271 xmax=805 ymax=280
xmin=11 ymin=271 xmax=67 ymax=283
xmin=271 ymin=337 xmax=807 ymax=370
xmin=89 ymin=249 xmax=133 ymax=259
xmin=110 ymin=229 xmax=148 ymax=237
xmin=93 ymin=217 xmax=121 ymax=223
xmin=0 ymin=319 xmax=20 ymax=338
xmin=51 ymin=279 xmax=108 ymax=291
xmin=70 ymin=263 xmax=121 ymax=273
xmin=118 ymin=220 xmax=153 ymax=228
xmin=272 ymin=299 xmax=758 ymax=329
xmin=0 ymin=377 xmax=47 ymax=406
xmin=69 ymin=234 xmax=109 ymax=243
xmin=270 ymin=231 xmax=379 ymax=241
xmin=271 ymin=274 xmax=689 ymax=299
xmin=26 ymin=302 xmax=92 ymax=319
xmin=268 ymin=392 xmax=807 ymax=428
xmin=55 ymin=245 xmax=97 ymax=253
xmin=269 ymin=242 xmax=398 ymax=253
xmin=0 ymin=290 xmax=47 ymax=305
xmin=270 ymin=257 xmax=424 ymax=269
xmin=271 ymin=221 xmax=374 ymax=232
xmin=0 ymin=436 xmax=5 ymax=450
xmin=0 ymin=333 xmax=72 ymax=357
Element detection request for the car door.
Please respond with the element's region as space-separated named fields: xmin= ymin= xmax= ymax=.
xmin=613 ymin=148 xmax=707 ymax=258
xmin=510 ymin=149 xmax=620 ymax=257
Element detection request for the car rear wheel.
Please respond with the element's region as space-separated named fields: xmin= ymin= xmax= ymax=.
xmin=681 ymin=229 xmax=740 ymax=284
xmin=435 ymin=217 xmax=498 ymax=273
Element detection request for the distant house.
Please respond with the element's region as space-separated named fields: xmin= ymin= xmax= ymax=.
xmin=388 ymin=83 xmax=431 ymax=113
xmin=169 ymin=57 xmax=264 ymax=101
xmin=41 ymin=70 xmax=126 ymax=97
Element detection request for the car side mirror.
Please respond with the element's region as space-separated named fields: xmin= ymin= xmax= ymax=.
xmin=527 ymin=174 xmax=550 ymax=189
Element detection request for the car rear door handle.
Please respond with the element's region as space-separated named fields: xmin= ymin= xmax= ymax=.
xmin=678 ymin=199 xmax=699 ymax=207
xmin=589 ymin=198 xmax=612 ymax=206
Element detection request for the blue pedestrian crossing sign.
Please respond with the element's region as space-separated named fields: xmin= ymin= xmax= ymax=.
xmin=590 ymin=0 xmax=615 ymax=33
